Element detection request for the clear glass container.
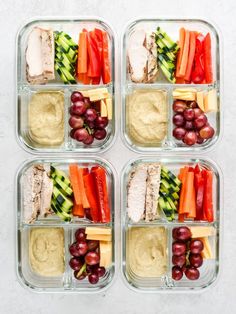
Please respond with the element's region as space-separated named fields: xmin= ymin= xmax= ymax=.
xmin=16 ymin=157 xmax=117 ymax=292
xmin=121 ymin=157 xmax=222 ymax=292
xmin=16 ymin=18 xmax=116 ymax=154
xmin=121 ymin=19 xmax=222 ymax=153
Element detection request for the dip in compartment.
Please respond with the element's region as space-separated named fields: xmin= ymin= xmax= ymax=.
xmin=127 ymin=227 xmax=167 ymax=278
xmin=29 ymin=227 xmax=65 ymax=277
xmin=28 ymin=91 xmax=64 ymax=146
xmin=127 ymin=89 xmax=167 ymax=146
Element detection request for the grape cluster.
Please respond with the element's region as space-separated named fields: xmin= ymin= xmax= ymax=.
xmin=69 ymin=92 xmax=108 ymax=145
xmin=69 ymin=228 xmax=106 ymax=285
xmin=172 ymin=100 xmax=215 ymax=146
xmin=172 ymin=226 xmax=204 ymax=281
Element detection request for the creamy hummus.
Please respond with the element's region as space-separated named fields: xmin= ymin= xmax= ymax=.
xmin=28 ymin=91 xmax=64 ymax=146
xmin=29 ymin=228 xmax=65 ymax=277
xmin=127 ymin=89 xmax=167 ymax=145
xmin=127 ymin=227 xmax=167 ymax=277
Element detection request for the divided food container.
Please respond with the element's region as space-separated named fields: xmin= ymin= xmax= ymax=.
xmin=15 ymin=18 xmax=223 ymax=293
xmin=121 ymin=157 xmax=222 ymax=291
xmin=16 ymin=158 xmax=116 ymax=292
xmin=16 ymin=18 xmax=116 ymax=153
xmin=122 ymin=19 xmax=221 ymax=152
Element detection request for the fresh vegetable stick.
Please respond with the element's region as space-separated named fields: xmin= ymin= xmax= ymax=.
xmin=69 ymin=164 xmax=84 ymax=216
xmin=179 ymin=30 xmax=190 ymax=77
xmin=186 ymin=172 xmax=196 ymax=218
xmin=203 ymin=33 xmax=213 ymax=84
xmin=77 ymin=167 xmax=90 ymax=209
xmin=203 ymin=170 xmax=214 ymax=222
xmin=184 ymin=31 xmax=196 ymax=82
xmin=77 ymin=31 xmax=87 ymax=74
xmin=182 ymin=171 xmax=194 ymax=215
xmin=176 ymin=77 xmax=185 ymax=84
xmin=176 ymin=28 xmax=186 ymax=78
xmin=91 ymin=167 xmax=110 ymax=223
xmin=178 ymin=166 xmax=189 ymax=215
xmin=102 ymin=31 xmax=111 ymax=84
xmin=83 ymin=173 xmax=100 ymax=222
xmin=87 ymin=31 xmax=101 ymax=77
xmin=194 ymin=172 xmax=204 ymax=220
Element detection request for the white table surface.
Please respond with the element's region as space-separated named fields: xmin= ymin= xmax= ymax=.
xmin=0 ymin=0 xmax=234 ymax=313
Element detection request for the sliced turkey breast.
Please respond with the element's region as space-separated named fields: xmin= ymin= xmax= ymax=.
xmin=127 ymin=164 xmax=148 ymax=222
xmin=39 ymin=164 xmax=53 ymax=218
xmin=145 ymin=163 xmax=161 ymax=221
xmin=41 ymin=28 xmax=55 ymax=81
xmin=145 ymin=32 xmax=158 ymax=83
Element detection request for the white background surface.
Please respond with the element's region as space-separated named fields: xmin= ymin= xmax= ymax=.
xmin=0 ymin=0 xmax=235 ymax=313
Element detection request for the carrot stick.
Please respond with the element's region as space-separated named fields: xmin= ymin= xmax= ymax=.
xmin=77 ymin=31 xmax=87 ymax=74
xmin=176 ymin=77 xmax=185 ymax=84
xmin=176 ymin=28 xmax=186 ymax=78
xmin=179 ymin=30 xmax=190 ymax=77
xmin=182 ymin=171 xmax=195 ymax=216
xmin=178 ymin=167 xmax=189 ymax=215
xmin=186 ymin=175 xmax=196 ymax=218
xmin=69 ymin=164 xmax=84 ymax=217
xmin=78 ymin=167 xmax=90 ymax=209
xmin=184 ymin=31 xmax=196 ymax=82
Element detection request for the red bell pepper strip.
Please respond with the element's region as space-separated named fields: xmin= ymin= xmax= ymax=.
xmin=194 ymin=172 xmax=204 ymax=220
xmin=83 ymin=173 xmax=100 ymax=223
xmin=101 ymin=31 xmax=111 ymax=84
xmin=91 ymin=167 xmax=110 ymax=223
xmin=191 ymin=34 xmax=205 ymax=84
xmin=87 ymin=31 xmax=101 ymax=77
xmin=203 ymin=33 xmax=213 ymax=84
xmin=203 ymin=169 xmax=214 ymax=222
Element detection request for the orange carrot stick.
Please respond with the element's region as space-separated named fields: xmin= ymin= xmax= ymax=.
xmin=179 ymin=30 xmax=190 ymax=77
xmin=182 ymin=171 xmax=195 ymax=215
xmin=176 ymin=28 xmax=186 ymax=78
xmin=178 ymin=167 xmax=189 ymax=215
xmin=77 ymin=31 xmax=87 ymax=74
xmin=69 ymin=164 xmax=84 ymax=217
xmin=184 ymin=31 xmax=196 ymax=82
xmin=77 ymin=167 xmax=90 ymax=209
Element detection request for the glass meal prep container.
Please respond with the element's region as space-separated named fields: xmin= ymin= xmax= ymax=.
xmin=16 ymin=18 xmax=116 ymax=154
xmin=16 ymin=157 xmax=116 ymax=292
xmin=121 ymin=157 xmax=222 ymax=292
xmin=121 ymin=19 xmax=222 ymax=153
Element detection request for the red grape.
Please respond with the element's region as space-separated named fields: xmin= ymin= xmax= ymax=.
xmin=87 ymin=240 xmax=99 ymax=252
xmin=70 ymin=101 xmax=87 ymax=116
xmin=184 ymin=131 xmax=197 ymax=146
xmin=196 ymin=131 xmax=204 ymax=144
xmin=75 ymin=228 xmax=86 ymax=242
xmin=172 ymin=241 xmax=187 ymax=256
xmin=83 ymin=134 xmax=94 ymax=145
xmin=69 ymin=242 xmax=80 ymax=257
xmin=173 ymin=114 xmax=185 ymax=127
xmin=70 ymin=129 xmax=76 ymax=139
xmin=185 ymin=121 xmax=194 ymax=130
xmin=190 ymin=239 xmax=204 ymax=254
xmin=95 ymin=116 xmax=109 ymax=129
xmin=193 ymin=108 xmax=203 ymax=118
xmin=86 ymin=120 xmax=95 ymax=129
xmin=172 ymin=266 xmax=183 ymax=281
xmin=172 ymin=227 xmax=192 ymax=241
xmin=88 ymin=273 xmax=99 ymax=284
xmin=85 ymin=251 xmax=100 ymax=265
xmin=183 ymin=108 xmax=195 ymax=121
xmin=172 ymin=254 xmax=186 ymax=267
xmin=95 ymin=266 xmax=106 ymax=278
xmin=74 ymin=128 xmax=89 ymax=142
xmin=94 ymin=129 xmax=107 ymax=140
xmin=194 ymin=114 xmax=208 ymax=129
xmin=69 ymin=257 xmax=83 ymax=271
xmin=185 ymin=266 xmax=200 ymax=280
xmin=85 ymin=108 xmax=98 ymax=122
xmin=69 ymin=115 xmax=84 ymax=129
xmin=71 ymin=91 xmax=84 ymax=103
xmin=199 ymin=125 xmax=215 ymax=139
xmin=86 ymin=264 xmax=97 ymax=274
xmin=74 ymin=270 xmax=87 ymax=280
xmin=189 ymin=101 xmax=198 ymax=109
xmin=173 ymin=127 xmax=186 ymax=140
xmin=76 ymin=241 xmax=88 ymax=256
xmin=173 ymin=100 xmax=187 ymax=113
xmin=189 ymin=253 xmax=203 ymax=268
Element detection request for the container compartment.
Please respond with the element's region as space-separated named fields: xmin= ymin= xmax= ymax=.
xmin=122 ymin=19 xmax=221 ymax=152
xmin=16 ymin=157 xmax=116 ymax=292
xmin=16 ymin=18 xmax=116 ymax=153
xmin=121 ymin=157 xmax=221 ymax=291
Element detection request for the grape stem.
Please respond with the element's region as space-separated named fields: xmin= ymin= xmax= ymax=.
xmin=76 ymin=263 xmax=87 ymax=278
